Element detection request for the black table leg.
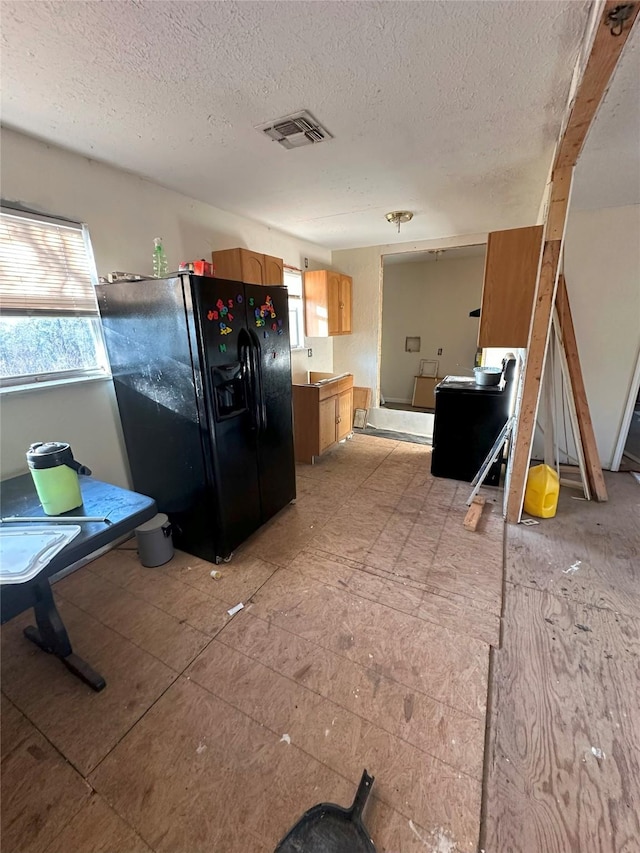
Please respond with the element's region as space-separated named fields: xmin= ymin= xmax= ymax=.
xmin=23 ymin=581 xmax=106 ymax=692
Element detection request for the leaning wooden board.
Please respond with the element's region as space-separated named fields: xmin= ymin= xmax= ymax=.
xmin=463 ymin=497 xmax=486 ymax=532
xmin=412 ymin=376 xmax=441 ymax=409
xmin=353 ymin=387 xmax=372 ymax=413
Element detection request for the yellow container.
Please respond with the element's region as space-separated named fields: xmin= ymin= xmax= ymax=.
xmin=524 ymin=463 xmax=560 ymax=519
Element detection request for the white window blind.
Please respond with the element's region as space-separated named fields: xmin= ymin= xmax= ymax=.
xmin=0 ymin=208 xmax=98 ymax=315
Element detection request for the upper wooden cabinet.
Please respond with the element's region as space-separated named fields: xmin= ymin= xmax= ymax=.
xmin=478 ymin=225 xmax=544 ymax=348
xmin=304 ymin=270 xmax=353 ymax=337
xmin=264 ymin=254 xmax=284 ymax=286
xmin=211 ymin=248 xmax=283 ymax=285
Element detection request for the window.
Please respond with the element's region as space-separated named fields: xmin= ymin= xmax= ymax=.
xmin=284 ymin=266 xmax=305 ymax=349
xmin=0 ymin=208 xmax=108 ymax=389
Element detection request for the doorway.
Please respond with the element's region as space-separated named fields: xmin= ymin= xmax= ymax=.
xmin=379 ymin=244 xmax=486 ymax=429
xmin=621 ymin=389 xmax=640 ymax=468
xmin=613 ymin=347 xmax=640 ymax=471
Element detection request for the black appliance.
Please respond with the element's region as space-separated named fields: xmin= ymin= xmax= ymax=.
xmin=96 ymin=274 xmax=296 ymax=563
xmin=431 ymin=359 xmax=516 ymax=485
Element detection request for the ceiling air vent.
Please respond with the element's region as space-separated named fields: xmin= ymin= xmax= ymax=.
xmin=257 ymin=111 xmax=332 ymax=150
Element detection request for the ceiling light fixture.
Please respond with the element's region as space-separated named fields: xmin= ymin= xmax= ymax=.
xmin=385 ymin=211 xmax=413 ymax=234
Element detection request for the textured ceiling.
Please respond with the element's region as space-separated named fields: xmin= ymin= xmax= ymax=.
xmin=1 ymin=1 xmax=592 ymax=249
xmin=384 ymin=244 xmax=486 ymax=265
xmin=572 ymin=21 xmax=640 ymax=210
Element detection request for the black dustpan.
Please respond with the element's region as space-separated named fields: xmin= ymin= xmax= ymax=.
xmin=274 ymin=770 xmax=376 ymax=853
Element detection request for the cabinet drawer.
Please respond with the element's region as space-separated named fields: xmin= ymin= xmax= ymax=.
xmin=317 ymin=375 xmax=353 ymax=401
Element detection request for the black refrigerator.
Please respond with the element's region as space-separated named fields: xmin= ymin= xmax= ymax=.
xmin=96 ymin=274 xmax=296 ymax=563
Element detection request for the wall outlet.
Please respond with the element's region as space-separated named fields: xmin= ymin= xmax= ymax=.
xmin=437 ymin=348 xmax=443 ymax=355
xmin=307 ymin=348 xmax=313 ymax=358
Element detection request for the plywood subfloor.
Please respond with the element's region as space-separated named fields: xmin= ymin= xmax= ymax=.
xmin=483 ymin=471 xmax=640 ymax=852
xmin=1 ymin=435 xmax=504 ymax=852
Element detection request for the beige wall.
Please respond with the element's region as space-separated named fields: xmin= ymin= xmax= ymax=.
xmin=381 ymin=256 xmax=484 ymax=401
xmin=332 ymin=208 xmax=639 ymax=457
xmin=3 ymin=129 xmax=636 ymax=474
xmin=562 ymin=204 xmax=640 ymax=468
xmin=0 ymin=128 xmax=332 ymax=483
xmin=331 ymin=234 xmax=486 ymax=433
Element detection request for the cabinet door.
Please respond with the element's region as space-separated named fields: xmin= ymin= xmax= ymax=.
xmin=327 ymin=271 xmax=342 ymax=336
xmin=336 ymin=389 xmax=353 ymax=441
xmin=304 ymin=271 xmax=328 ymax=337
xmin=319 ymin=396 xmax=338 ymax=452
xmin=478 ymin=225 xmax=543 ymax=347
xmin=240 ymin=250 xmax=266 ymax=285
xmin=211 ymin=249 xmax=243 ymax=282
xmin=338 ymin=275 xmax=352 ymax=334
xmin=264 ymin=255 xmax=283 ymax=285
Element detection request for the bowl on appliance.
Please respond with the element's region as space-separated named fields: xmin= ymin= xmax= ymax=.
xmin=473 ymin=366 xmax=502 ymax=387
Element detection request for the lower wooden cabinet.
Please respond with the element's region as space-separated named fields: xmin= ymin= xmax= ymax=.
xmin=292 ymin=374 xmax=354 ymax=463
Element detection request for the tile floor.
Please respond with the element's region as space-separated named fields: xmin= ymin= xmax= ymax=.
xmin=1 ymin=434 xmax=504 ymax=853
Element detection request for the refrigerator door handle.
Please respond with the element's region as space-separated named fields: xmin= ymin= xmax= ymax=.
xmin=239 ymin=330 xmax=260 ymax=432
xmin=248 ymin=329 xmax=267 ymax=434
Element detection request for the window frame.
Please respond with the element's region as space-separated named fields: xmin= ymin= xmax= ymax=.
xmin=283 ymin=265 xmax=306 ymax=351
xmin=0 ymin=206 xmax=110 ymax=392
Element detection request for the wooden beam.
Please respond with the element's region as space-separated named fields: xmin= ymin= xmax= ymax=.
xmin=463 ymin=497 xmax=486 ymax=532
xmin=546 ymin=166 xmax=574 ymax=239
xmin=560 ymin=478 xmax=586 ymax=490
xmin=551 ymin=309 xmax=591 ymax=500
xmin=542 ymin=355 xmax=556 ymax=467
xmin=555 ymin=0 xmax=640 ymax=170
xmin=556 ymin=275 xmax=608 ymax=501
xmin=507 ymin=239 xmax=563 ymax=522
xmin=506 ymin=1 xmax=637 ymax=522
